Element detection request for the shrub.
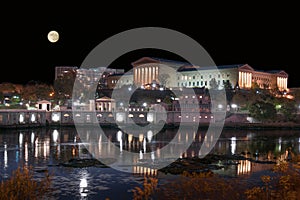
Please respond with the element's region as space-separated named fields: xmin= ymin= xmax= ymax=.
xmin=0 ymin=165 xmax=52 ymax=200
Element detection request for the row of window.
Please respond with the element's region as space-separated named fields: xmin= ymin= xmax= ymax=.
xmin=178 ymin=73 xmax=230 ymax=80
xmin=177 ymin=80 xmax=230 ymax=87
xmin=253 ymin=76 xmax=271 ymax=82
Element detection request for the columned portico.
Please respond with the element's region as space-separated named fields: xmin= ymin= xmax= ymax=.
xmin=95 ymin=97 xmax=115 ymax=112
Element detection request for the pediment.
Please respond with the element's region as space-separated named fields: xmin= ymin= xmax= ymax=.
xmin=238 ymin=64 xmax=254 ymax=71
xmin=131 ymin=57 xmax=160 ymax=67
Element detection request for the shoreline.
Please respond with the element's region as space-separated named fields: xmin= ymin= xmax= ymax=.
xmin=1 ymin=122 xmax=300 ymax=130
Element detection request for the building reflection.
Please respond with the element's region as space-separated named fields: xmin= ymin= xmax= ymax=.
xmin=0 ymin=128 xmax=300 ymax=179
xmin=237 ymin=159 xmax=251 ymax=175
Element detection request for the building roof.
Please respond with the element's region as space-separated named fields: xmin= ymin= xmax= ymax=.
xmin=177 ymin=64 xmax=244 ymax=72
xmin=37 ymin=100 xmax=51 ymax=104
xmin=108 ymin=72 xmax=133 ymax=77
xmin=150 ymin=57 xmax=190 ymax=66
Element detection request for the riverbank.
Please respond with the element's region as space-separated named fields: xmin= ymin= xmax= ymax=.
xmin=1 ymin=121 xmax=300 ymax=130
xmin=0 ymin=109 xmax=299 ymax=129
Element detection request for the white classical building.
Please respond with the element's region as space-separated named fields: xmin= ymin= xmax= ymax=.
xmin=125 ymin=57 xmax=288 ymax=91
xmin=131 ymin=57 xmax=187 ymax=88
xmin=177 ymin=64 xmax=288 ymax=91
xmin=95 ymin=96 xmax=116 ymax=112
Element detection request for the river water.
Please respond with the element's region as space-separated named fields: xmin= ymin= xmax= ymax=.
xmin=0 ymin=126 xmax=299 ymax=199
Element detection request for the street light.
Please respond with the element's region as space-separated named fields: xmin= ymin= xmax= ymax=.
xmin=231 ymin=104 xmax=238 ymax=112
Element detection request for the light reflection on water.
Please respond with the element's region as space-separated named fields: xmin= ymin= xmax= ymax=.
xmin=0 ymin=127 xmax=299 ymax=199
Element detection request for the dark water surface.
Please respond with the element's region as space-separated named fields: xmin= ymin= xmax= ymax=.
xmin=1 ymin=127 xmax=299 ymax=199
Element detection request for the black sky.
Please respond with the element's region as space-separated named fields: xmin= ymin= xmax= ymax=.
xmin=1 ymin=5 xmax=299 ymax=88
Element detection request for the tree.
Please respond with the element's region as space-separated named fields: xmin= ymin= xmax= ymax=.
xmin=209 ymin=78 xmax=218 ymax=90
xmin=251 ymin=81 xmax=260 ymax=93
xmin=223 ymin=81 xmax=234 ymax=103
xmin=21 ymin=82 xmax=53 ymax=102
xmin=249 ymin=100 xmax=277 ymax=122
xmin=223 ymin=81 xmax=233 ymax=90
xmin=158 ymin=73 xmax=170 ymax=87
xmin=0 ymin=82 xmax=16 ymax=93
xmin=231 ymin=92 xmax=247 ymax=109
xmin=280 ymin=99 xmax=297 ymax=122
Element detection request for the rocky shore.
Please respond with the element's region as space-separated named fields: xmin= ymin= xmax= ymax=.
xmin=57 ymin=153 xmax=278 ymax=175
xmin=158 ymin=154 xmax=276 ymax=175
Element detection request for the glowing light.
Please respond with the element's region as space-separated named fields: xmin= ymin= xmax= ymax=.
xmin=143 ymin=137 xmax=146 ymax=153
xmin=147 ymin=130 xmax=153 ymax=142
xmin=231 ymin=137 xmax=236 ymax=155
xmin=4 ymin=144 xmax=8 ymax=168
xmin=19 ymin=114 xmax=24 ymax=123
xmin=80 ymin=178 xmax=88 ymax=197
xmin=116 ymin=113 xmax=124 ymax=122
xmin=31 ymin=114 xmax=36 ymax=122
xmin=52 ymin=130 xmax=59 ymax=143
xmin=52 ymin=113 xmax=60 ymax=122
xmin=147 ymin=113 xmax=154 ymax=122
xmin=19 ymin=133 xmax=23 ymax=147
xmin=139 ymin=150 xmax=143 ymax=160
xmin=279 ymin=137 xmax=282 ymax=152
xmin=139 ymin=134 xmax=144 ymax=143
xmin=128 ymin=134 xmax=133 ymax=144
xmin=117 ymin=131 xmax=122 ymax=142
xmin=31 ymin=132 xmax=35 ymax=144
xmin=25 ymin=142 xmax=28 ymax=162
xmin=231 ymin=104 xmax=237 ymax=108
xmin=151 ymin=152 xmax=155 ymax=162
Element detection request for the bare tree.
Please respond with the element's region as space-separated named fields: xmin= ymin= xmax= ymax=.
xmin=158 ymin=73 xmax=170 ymax=87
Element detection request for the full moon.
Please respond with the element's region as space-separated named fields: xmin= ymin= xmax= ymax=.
xmin=47 ymin=30 xmax=59 ymax=43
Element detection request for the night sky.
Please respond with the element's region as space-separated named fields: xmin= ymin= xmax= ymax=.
xmin=1 ymin=6 xmax=298 ymax=88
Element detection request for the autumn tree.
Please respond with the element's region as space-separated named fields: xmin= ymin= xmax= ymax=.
xmin=21 ymin=82 xmax=53 ymax=102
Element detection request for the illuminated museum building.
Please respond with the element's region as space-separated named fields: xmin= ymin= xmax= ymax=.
xmin=108 ymin=57 xmax=288 ymax=91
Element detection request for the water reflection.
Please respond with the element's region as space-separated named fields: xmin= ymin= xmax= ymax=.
xmin=1 ymin=127 xmax=300 ymax=199
xmin=79 ymin=169 xmax=89 ymax=198
xmin=4 ymin=143 xmax=7 ymax=168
